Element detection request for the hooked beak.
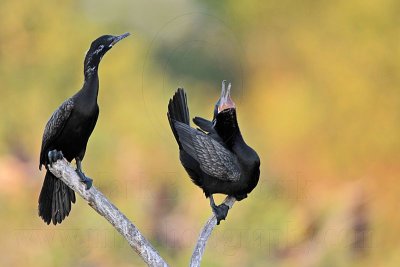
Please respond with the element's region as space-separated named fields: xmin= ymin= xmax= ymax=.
xmin=218 ymin=80 xmax=236 ymax=113
xmin=110 ymin=32 xmax=130 ymax=47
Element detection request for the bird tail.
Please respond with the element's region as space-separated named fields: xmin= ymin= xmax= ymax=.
xmin=167 ymin=88 xmax=190 ymax=147
xmin=38 ymin=171 xmax=76 ymax=225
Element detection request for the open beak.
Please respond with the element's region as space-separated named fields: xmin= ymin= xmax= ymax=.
xmin=218 ymin=80 xmax=236 ymax=113
xmin=110 ymin=32 xmax=130 ymax=47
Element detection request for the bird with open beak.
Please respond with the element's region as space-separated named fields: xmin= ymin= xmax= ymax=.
xmin=168 ymin=80 xmax=260 ymax=224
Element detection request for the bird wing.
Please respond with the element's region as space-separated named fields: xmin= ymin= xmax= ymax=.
xmin=192 ymin=116 xmax=225 ymax=145
xmin=174 ymin=121 xmax=241 ymax=182
xmin=193 ymin=117 xmax=215 ymax=133
xmin=39 ymin=98 xmax=74 ymax=169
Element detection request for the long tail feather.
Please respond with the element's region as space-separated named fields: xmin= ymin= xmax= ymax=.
xmin=167 ymin=88 xmax=190 ymax=147
xmin=38 ymin=171 xmax=75 ymax=225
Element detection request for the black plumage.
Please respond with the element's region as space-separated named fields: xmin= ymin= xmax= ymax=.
xmin=167 ymin=81 xmax=260 ymax=224
xmin=38 ymin=33 xmax=130 ymax=225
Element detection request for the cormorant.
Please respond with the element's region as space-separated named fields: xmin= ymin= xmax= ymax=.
xmin=167 ymin=81 xmax=260 ymax=224
xmin=38 ymin=33 xmax=130 ymax=225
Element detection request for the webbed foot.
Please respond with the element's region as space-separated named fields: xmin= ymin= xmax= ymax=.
xmin=48 ymin=150 xmax=64 ymax=165
xmin=212 ymin=203 xmax=229 ymax=225
xmin=76 ymin=170 xmax=93 ymax=190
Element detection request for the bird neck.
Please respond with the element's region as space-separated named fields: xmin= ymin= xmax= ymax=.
xmin=80 ymin=53 xmax=101 ymax=100
xmin=84 ymin=54 xmax=101 ymax=80
xmin=79 ymin=70 xmax=99 ymax=107
xmin=214 ymin=109 xmax=242 ymax=147
xmin=218 ymin=123 xmax=243 ymax=148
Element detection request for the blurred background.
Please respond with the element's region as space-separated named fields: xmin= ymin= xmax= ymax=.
xmin=0 ymin=0 xmax=399 ymax=266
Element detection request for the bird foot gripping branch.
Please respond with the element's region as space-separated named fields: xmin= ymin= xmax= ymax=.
xmin=47 ymin=149 xmax=64 ymax=165
xmin=75 ymin=159 xmax=93 ymax=190
xmin=211 ymin=203 xmax=230 ymax=225
xmin=47 ymin=149 xmax=93 ymax=190
xmin=76 ymin=171 xmax=93 ymax=190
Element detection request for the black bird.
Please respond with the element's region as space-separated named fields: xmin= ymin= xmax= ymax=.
xmin=38 ymin=33 xmax=130 ymax=225
xmin=167 ymin=81 xmax=260 ymax=224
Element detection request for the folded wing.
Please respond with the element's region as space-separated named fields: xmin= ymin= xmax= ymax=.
xmin=174 ymin=121 xmax=241 ymax=182
xmin=39 ymin=98 xmax=74 ymax=169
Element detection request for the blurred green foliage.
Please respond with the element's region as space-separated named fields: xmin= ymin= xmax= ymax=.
xmin=0 ymin=0 xmax=399 ymax=266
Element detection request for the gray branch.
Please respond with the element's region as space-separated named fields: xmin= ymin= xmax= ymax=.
xmin=189 ymin=196 xmax=236 ymax=267
xmin=48 ymin=159 xmax=169 ymax=267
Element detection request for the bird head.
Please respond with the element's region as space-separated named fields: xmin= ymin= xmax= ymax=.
xmin=84 ymin=33 xmax=130 ymax=75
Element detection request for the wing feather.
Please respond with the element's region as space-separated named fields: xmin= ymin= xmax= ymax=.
xmin=193 ymin=117 xmax=214 ymax=133
xmin=174 ymin=121 xmax=241 ymax=182
xmin=39 ymin=98 xmax=74 ymax=169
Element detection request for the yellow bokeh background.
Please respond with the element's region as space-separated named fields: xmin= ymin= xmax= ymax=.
xmin=0 ymin=0 xmax=399 ymax=266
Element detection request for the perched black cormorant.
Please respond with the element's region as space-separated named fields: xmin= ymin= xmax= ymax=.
xmin=167 ymin=81 xmax=260 ymax=224
xmin=38 ymin=33 xmax=130 ymax=225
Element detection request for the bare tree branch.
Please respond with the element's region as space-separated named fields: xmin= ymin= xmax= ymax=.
xmin=190 ymin=196 xmax=236 ymax=267
xmin=48 ymin=159 xmax=169 ymax=267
